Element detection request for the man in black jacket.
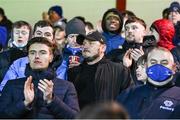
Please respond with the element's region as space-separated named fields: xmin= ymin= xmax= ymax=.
xmin=68 ymin=31 xmax=131 ymax=109
xmin=0 ymin=37 xmax=79 ymax=118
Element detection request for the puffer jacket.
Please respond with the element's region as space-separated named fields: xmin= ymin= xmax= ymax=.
xmin=0 ymin=65 xmax=79 ymax=118
xmin=151 ymin=19 xmax=175 ymax=50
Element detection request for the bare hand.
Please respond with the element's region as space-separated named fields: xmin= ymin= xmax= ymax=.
xmin=69 ymin=61 xmax=81 ymax=68
xmin=130 ymin=47 xmax=144 ymax=61
xmin=123 ymin=49 xmax=133 ymax=68
xmin=38 ymin=79 xmax=54 ymax=104
xmin=24 ymin=76 xmax=34 ymax=106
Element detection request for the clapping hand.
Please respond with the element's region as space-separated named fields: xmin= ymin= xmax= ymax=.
xmin=38 ymin=79 xmax=54 ymax=104
xmin=24 ymin=76 xmax=34 ymax=106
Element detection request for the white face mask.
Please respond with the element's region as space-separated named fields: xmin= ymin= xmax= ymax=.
xmin=12 ymin=40 xmax=27 ymax=48
xmin=13 ymin=26 xmax=30 ymax=48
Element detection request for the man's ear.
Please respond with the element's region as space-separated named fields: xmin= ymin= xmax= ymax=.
xmin=50 ymin=54 xmax=54 ymax=63
xmin=102 ymin=44 xmax=107 ymax=53
xmin=172 ymin=63 xmax=177 ymax=74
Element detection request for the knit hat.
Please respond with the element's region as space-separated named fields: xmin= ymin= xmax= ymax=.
xmin=105 ymin=12 xmax=120 ymax=21
xmin=65 ymin=18 xmax=86 ymax=36
xmin=48 ymin=5 xmax=63 ymax=17
xmin=169 ymin=1 xmax=180 ymax=13
xmin=77 ymin=31 xmax=106 ymax=45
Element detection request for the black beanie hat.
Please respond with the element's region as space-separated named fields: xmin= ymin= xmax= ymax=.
xmin=169 ymin=1 xmax=180 ymax=13
xmin=48 ymin=5 xmax=63 ymax=17
xmin=65 ymin=18 xmax=86 ymax=36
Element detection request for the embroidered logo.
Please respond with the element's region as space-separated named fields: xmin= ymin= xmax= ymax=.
xmin=160 ymin=100 xmax=174 ymax=112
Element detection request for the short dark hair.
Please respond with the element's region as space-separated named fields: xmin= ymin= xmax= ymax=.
xmin=162 ymin=8 xmax=170 ymax=19
xmin=85 ymin=21 xmax=94 ymax=30
xmin=125 ymin=16 xmax=146 ymax=29
xmin=12 ymin=20 xmax=32 ymax=38
xmin=33 ymin=20 xmax=53 ymax=34
xmin=27 ymin=37 xmax=55 ymax=54
xmin=76 ymin=101 xmax=129 ymax=119
xmin=122 ymin=10 xmax=136 ymax=18
xmin=136 ymin=54 xmax=147 ymax=67
xmin=0 ymin=7 xmax=5 ymax=16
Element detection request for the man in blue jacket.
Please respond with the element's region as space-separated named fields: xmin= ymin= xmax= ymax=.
xmin=117 ymin=47 xmax=180 ymax=119
xmin=101 ymin=8 xmax=125 ymax=55
xmin=0 ymin=37 xmax=79 ymax=118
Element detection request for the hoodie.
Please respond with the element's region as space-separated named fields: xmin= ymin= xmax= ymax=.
xmin=151 ymin=19 xmax=175 ymax=50
xmin=101 ymin=8 xmax=125 ymax=54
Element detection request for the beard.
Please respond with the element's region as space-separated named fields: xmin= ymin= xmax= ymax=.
xmin=84 ymin=53 xmax=100 ymax=62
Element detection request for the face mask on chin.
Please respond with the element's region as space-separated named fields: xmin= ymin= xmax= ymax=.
xmin=12 ymin=40 xmax=27 ymax=48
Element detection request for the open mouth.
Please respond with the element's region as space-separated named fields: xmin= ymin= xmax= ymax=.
xmin=17 ymin=40 xmax=23 ymax=43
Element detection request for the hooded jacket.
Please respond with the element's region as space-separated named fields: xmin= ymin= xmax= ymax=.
xmin=151 ymin=19 xmax=175 ymax=51
xmin=101 ymin=8 xmax=125 ymax=54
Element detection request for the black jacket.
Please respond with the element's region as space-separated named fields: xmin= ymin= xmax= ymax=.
xmin=68 ymin=57 xmax=131 ymax=109
xmin=0 ymin=48 xmax=27 ymax=82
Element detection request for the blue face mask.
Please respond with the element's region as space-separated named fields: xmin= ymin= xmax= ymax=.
xmin=146 ymin=64 xmax=173 ymax=82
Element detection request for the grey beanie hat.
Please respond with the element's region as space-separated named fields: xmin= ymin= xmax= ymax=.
xmin=65 ymin=18 xmax=86 ymax=36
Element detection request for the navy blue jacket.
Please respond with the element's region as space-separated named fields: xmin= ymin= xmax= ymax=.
xmin=116 ymin=83 xmax=180 ymax=119
xmin=0 ymin=66 xmax=79 ymax=119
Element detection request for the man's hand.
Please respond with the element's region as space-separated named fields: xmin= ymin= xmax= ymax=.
xmin=130 ymin=47 xmax=144 ymax=61
xmin=38 ymin=79 xmax=54 ymax=104
xmin=24 ymin=76 xmax=34 ymax=106
xmin=69 ymin=55 xmax=81 ymax=68
xmin=69 ymin=61 xmax=81 ymax=68
xmin=123 ymin=49 xmax=133 ymax=68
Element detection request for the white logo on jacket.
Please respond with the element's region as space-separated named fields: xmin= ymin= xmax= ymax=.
xmin=160 ymin=100 xmax=174 ymax=112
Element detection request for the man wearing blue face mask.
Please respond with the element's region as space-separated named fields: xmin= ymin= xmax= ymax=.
xmin=116 ymin=47 xmax=180 ymax=119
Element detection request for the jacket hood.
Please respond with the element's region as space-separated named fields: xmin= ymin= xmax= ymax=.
xmin=151 ymin=19 xmax=175 ymax=50
xmin=102 ymin=8 xmax=123 ymax=34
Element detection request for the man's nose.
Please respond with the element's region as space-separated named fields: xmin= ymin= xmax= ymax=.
xmin=35 ymin=53 xmax=40 ymax=58
xmin=18 ymin=32 xmax=23 ymax=37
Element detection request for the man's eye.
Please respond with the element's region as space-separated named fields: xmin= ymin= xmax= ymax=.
xmin=45 ymin=33 xmax=52 ymax=37
xmin=21 ymin=31 xmax=28 ymax=35
xmin=36 ymin=32 xmax=42 ymax=36
xmin=40 ymin=51 xmax=47 ymax=55
xmin=29 ymin=52 xmax=35 ymax=55
xmin=151 ymin=61 xmax=156 ymax=65
xmin=132 ymin=26 xmax=137 ymax=30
